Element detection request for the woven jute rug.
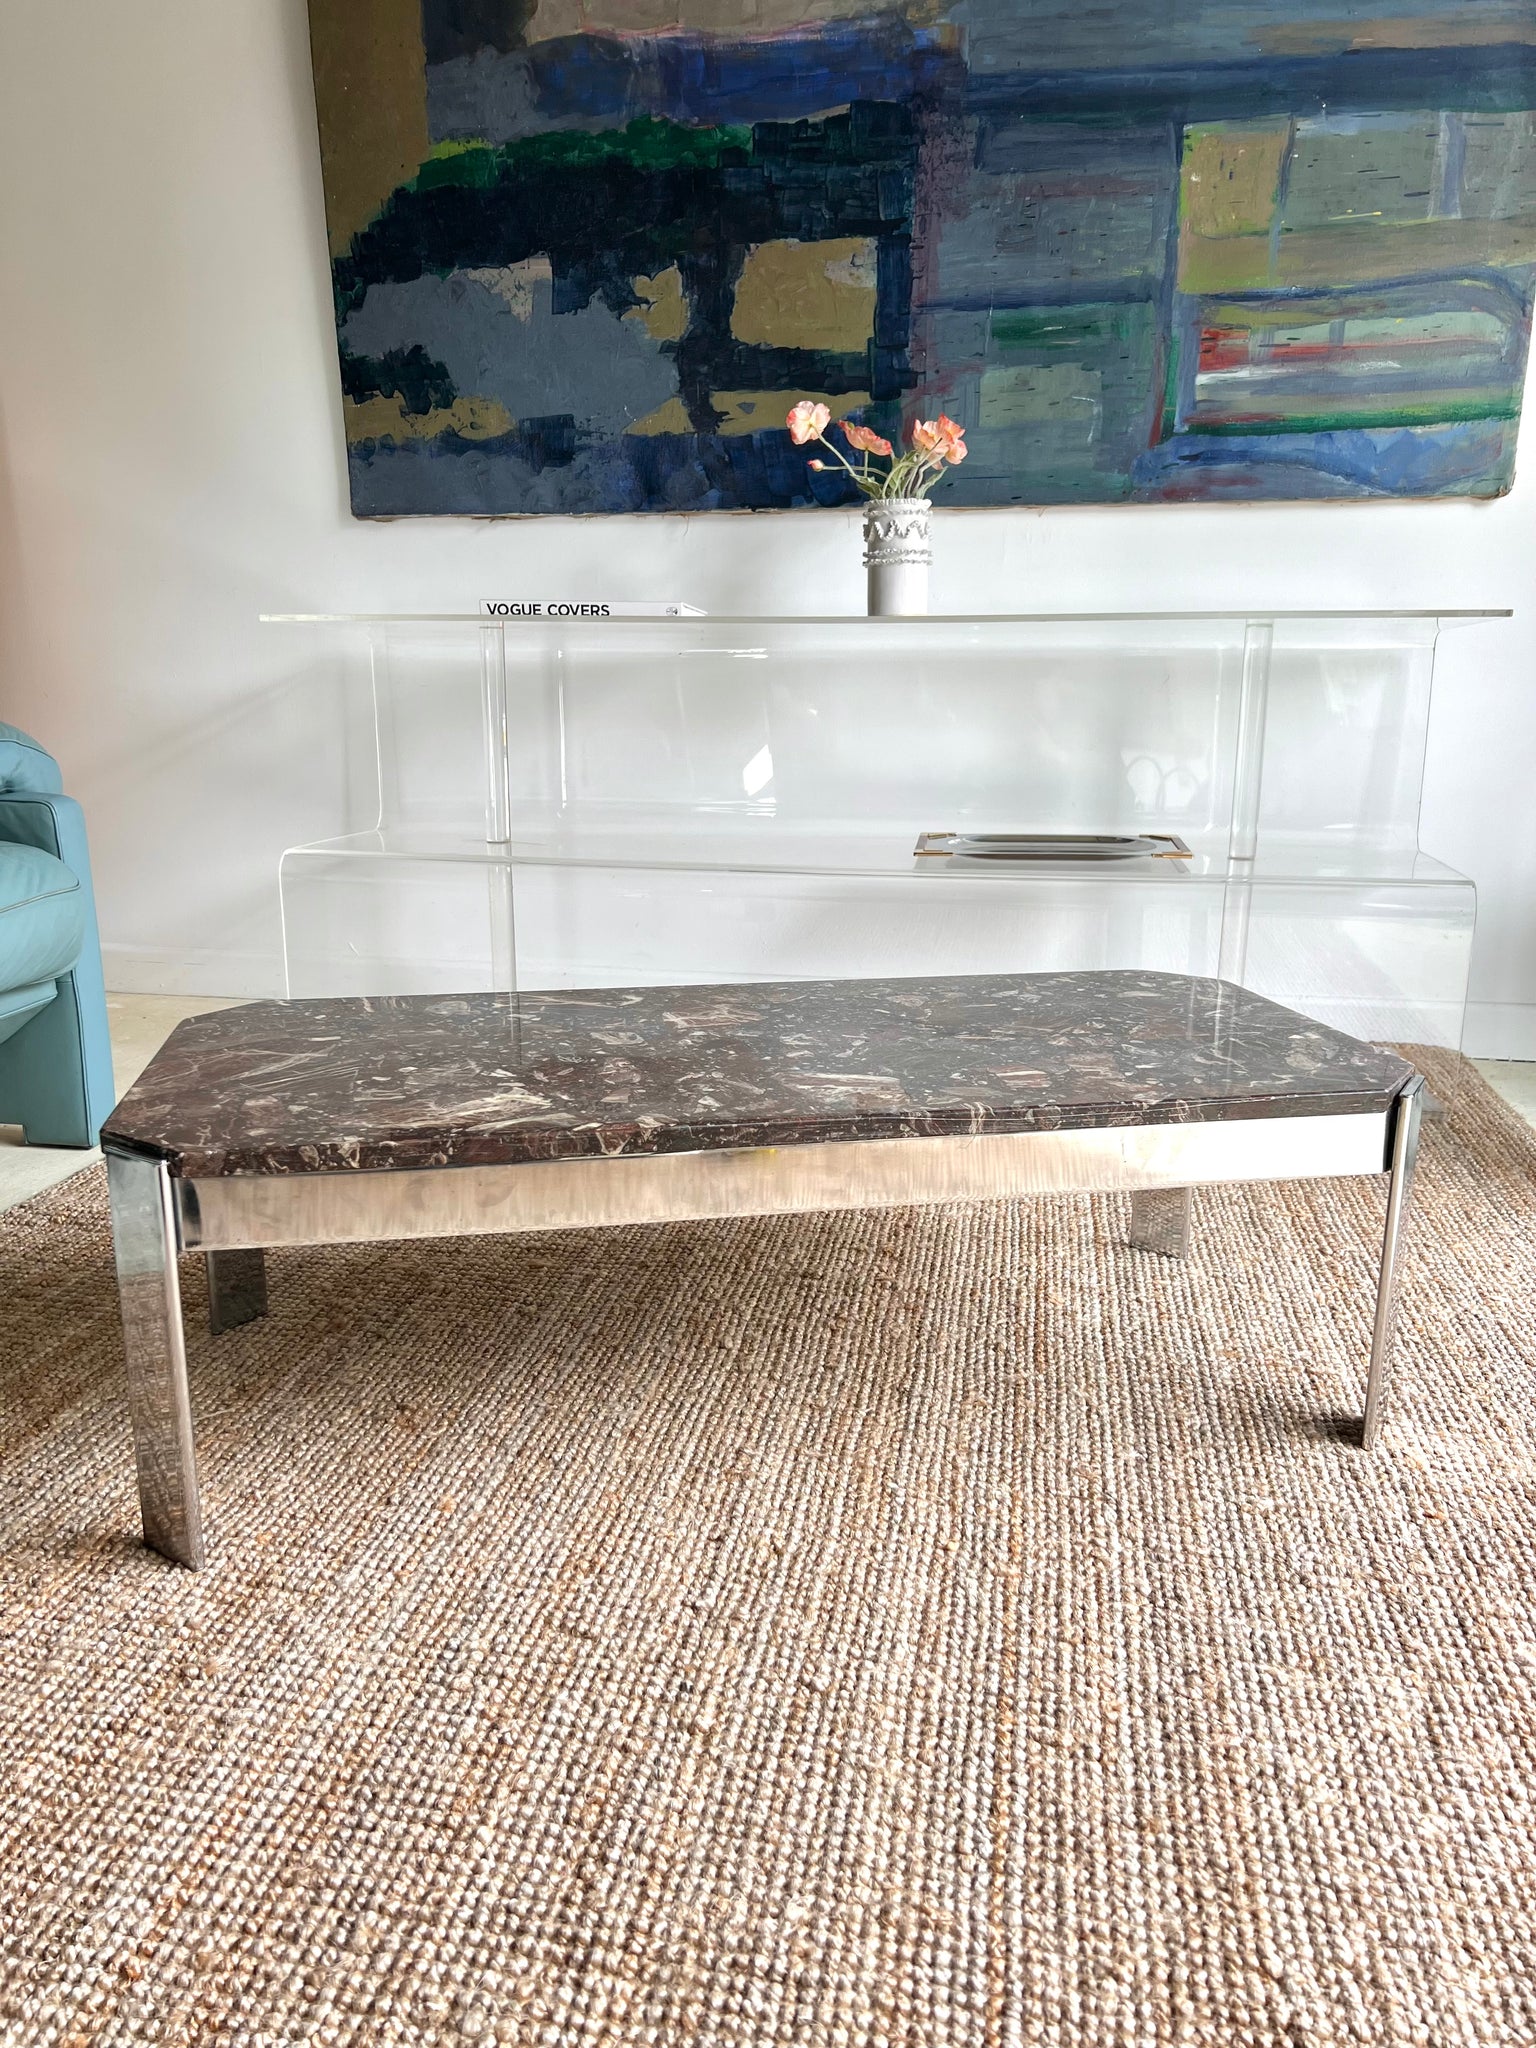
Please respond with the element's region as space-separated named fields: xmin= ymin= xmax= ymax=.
xmin=3 ymin=1056 xmax=1536 ymax=2046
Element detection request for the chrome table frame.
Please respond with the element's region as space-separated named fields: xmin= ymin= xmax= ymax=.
xmin=104 ymin=1076 xmax=1424 ymax=1570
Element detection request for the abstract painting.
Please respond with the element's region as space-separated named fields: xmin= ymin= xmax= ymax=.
xmin=308 ymin=0 xmax=1536 ymax=512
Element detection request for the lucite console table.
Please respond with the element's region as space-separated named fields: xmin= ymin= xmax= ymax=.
xmin=267 ymin=611 xmax=1503 ymax=1052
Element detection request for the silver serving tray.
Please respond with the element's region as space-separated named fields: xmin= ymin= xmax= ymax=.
xmin=914 ymin=831 xmax=1192 ymax=864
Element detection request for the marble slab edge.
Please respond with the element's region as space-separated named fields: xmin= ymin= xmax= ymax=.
xmin=107 ymin=1086 xmax=1413 ymax=1182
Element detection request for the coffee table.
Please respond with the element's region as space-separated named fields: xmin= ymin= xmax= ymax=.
xmin=101 ymin=971 xmax=1424 ymax=1569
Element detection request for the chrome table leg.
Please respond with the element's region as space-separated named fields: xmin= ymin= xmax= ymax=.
xmin=207 ymin=1248 xmax=268 ymax=1335
xmin=105 ymin=1150 xmax=205 ymax=1569
xmin=1362 ymin=1077 xmax=1425 ymax=1449
xmin=1129 ymin=1186 xmax=1193 ymax=1258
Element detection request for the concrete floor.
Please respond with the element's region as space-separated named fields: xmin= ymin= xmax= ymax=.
xmin=1473 ymin=1058 xmax=1536 ymax=1129
xmin=3 ymin=999 xmax=1535 ymax=1221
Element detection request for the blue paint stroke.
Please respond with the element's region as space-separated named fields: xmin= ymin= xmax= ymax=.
xmin=429 ymin=22 xmax=955 ymax=142
xmin=964 ymin=46 xmax=1536 ymax=122
xmin=1134 ymin=418 xmax=1517 ymax=497
xmin=954 ymin=0 xmax=1536 ymax=75
xmin=351 ymin=427 xmax=863 ymax=517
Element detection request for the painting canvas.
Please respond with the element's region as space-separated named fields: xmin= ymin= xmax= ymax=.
xmin=308 ymin=0 xmax=1536 ymax=513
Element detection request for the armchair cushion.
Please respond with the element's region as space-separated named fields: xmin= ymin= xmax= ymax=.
xmin=0 ymin=843 xmax=88 ymax=995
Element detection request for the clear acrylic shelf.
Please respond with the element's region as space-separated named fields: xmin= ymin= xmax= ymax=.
xmin=262 ymin=611 xmax=1508 ymax=624
xmin=269 ymin=610 xmax=1503 ymax=1051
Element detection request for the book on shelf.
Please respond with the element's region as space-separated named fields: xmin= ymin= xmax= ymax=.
xmin=480 ymin=600 xmax=706 ymax=619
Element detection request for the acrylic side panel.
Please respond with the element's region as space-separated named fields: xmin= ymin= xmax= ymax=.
xmin=1259 ymin=621 xmax=1439 ymax=857
xmin=1243 ymin=873 xmax=1475 ymax=1049
xmin=306 ymin=1 xmax=1536 ymax=512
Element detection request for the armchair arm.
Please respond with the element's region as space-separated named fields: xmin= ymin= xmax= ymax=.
xmin=0 ymin=723 xmax=64 ymax=797
xmin=0 ymin=787 xmax=115 ymax=1143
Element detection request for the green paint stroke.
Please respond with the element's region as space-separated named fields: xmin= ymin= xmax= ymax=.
xmin=1191 ymin=393 xmax=1521 ymax=435
xmin=990 ymin=305 xmax=1152 ymax=356
xmin=413 ymin=118 xmax=753 ymax=193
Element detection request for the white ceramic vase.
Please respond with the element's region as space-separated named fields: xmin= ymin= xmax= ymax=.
xmin=863 ymin=497 xmax=931 ymax=616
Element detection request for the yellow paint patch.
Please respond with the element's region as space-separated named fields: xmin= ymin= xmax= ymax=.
xmin=626 ymin=267 xmax=687 ymax=342
xmin=1182 ymin=123 xmax=1293 ymax=240
xmin=1258 ymin=14 xmax=1536 ymax=55
xmin=463 ymin=257 xmax=554 ymax=320
xmin=714 ymin=390 xmax=872 ymax=436
xmin=730 ymin=238 xmax=878 ymax=353
xmin=625 ymin=396 xmax=695 ymax=436
xmin=626 ymin=389 xmax=874 ymax=436
xmin=1179 ymin=211 xmax=1536 ymax=294
xmin=307 ymin=0 xmax=431 ymax=255
xmin=345 ymin=394 xmax=515 ymax=446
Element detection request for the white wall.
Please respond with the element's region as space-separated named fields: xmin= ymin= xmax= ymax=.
xmin=1 ymin=0 xmax=1532 ymax=1052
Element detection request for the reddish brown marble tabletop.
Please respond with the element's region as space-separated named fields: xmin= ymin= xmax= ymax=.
xmin=104 ymin=970 xmax=1415 ymax=1180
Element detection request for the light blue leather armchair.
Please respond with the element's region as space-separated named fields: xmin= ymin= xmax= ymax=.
xmin=0 ymin=723 xmax=115 ymax=1146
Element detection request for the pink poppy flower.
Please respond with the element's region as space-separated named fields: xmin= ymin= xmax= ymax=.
xmin=786 ymin=400 xmax=832 ymax=445
xmin=912 ymin=415 xmax=967 ymax=462
xmin=842 ymin=421 xmax=894 ymax=458
xmin=935 ymin=413 xmax=968 ymax=462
